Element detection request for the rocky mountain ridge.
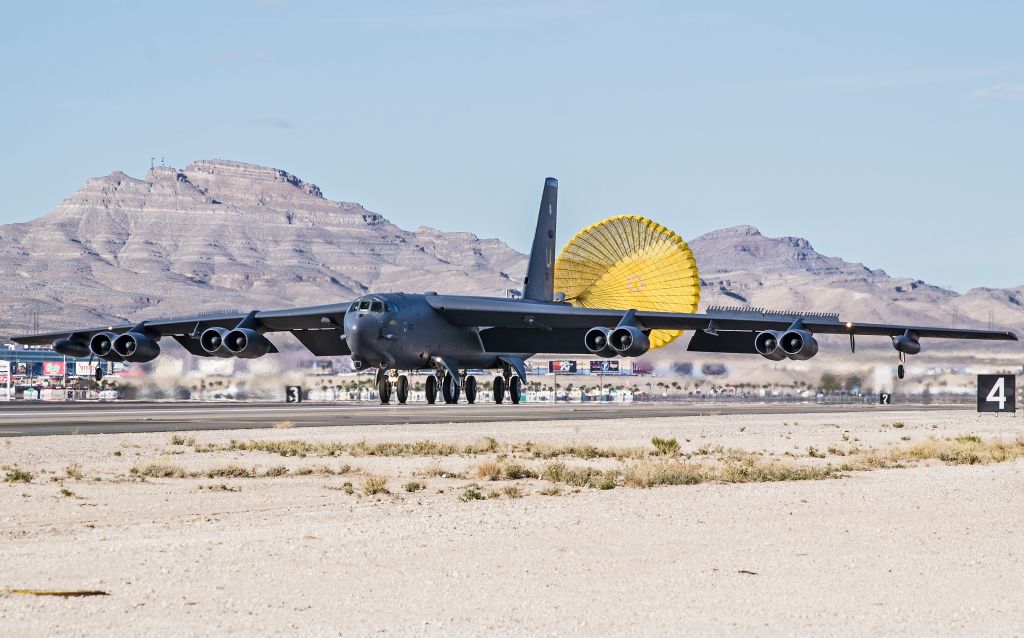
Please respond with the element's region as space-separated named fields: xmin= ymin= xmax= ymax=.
xmin=1 ymin=159 xmax=1020 ymax=345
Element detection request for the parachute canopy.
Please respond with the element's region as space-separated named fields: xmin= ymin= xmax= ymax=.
xmin=553 ymin=215 xmax=701 ymax=349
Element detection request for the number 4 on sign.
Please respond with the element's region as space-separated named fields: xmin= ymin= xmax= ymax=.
xmin=987 ymin=377 xmax=1007 ymax=411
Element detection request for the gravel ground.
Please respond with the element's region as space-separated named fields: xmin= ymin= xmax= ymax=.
xmin=1 ymin=409 xmax=1022 ymax=636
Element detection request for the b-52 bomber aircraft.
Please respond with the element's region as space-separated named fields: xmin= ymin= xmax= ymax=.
xmin=13 ymin=178 xmax=1018 ymax=404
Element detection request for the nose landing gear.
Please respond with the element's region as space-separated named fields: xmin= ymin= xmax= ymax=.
xmin=377 ymin=370 xmax=410 ymax=405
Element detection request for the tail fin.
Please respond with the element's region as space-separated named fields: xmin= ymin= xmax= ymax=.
xmin=522 ymin=177 xmax=558 ymax=302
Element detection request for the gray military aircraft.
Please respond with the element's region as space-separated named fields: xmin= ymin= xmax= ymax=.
xmin=13 ymin=178 xmax=1019 ymax=404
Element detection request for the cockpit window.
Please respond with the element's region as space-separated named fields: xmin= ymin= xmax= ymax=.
xmin=349 ymin=303 xmax=359 ymax=312
xmin=358 ymin=301 xmax=370 ymax=311
xmin=370 ymin=301 xmax=384 ymax=312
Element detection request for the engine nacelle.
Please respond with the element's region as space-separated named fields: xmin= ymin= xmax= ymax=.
xmin=609 ymin=326 xmax=651 ymax=357
xmin=112 ymin=332 xmax=161 ymax=363
xmin=891 ymin=333 xmax=921 ymax=355
xmin=224 ymin=328 xmax=273 ymax=359
xmin=200 ymin=327 xmax=234 ymax=358
xmin=52 ymin=338 xmax=90 ymax=358
xmin=780 ymin=329 xmax=819 ymax=360
xmin=89 ymin=332 xmax=123 ymax=361
xmin=753 ymin=330 xmax=787 ymax=361
xmin=584 ymin=327 xmax=617 ymax=358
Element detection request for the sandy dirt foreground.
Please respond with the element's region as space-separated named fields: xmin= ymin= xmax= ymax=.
xmin=1 ymin=409 xmax=1023 ymax=637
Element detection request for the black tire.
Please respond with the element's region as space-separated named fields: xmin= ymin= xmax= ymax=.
xmin=425 ymin=375 xmax=437 ymax=404
xmin=465 ymin=376 xmax=477 ymax=404
xmin=897 ymin=364 xmax=905 ymax=380
xmin=396 ymin=375 xmax=409 ymax=404
xmin=509 ymin=376 xmax=522 ymax=404
xmin=493 ymin=376 xmax=505 ymax=404
xmin=441 ymin=373 xmax=460 ymax=404
xmin=378 ymin=377 xmax=391 ymax=404
xmin=94 ymin=366 xmax=104 ymax=382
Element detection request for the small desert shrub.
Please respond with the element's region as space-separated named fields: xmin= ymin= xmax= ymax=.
xmin=342 ymin=481 xmax=354 ymax=495
xmin=651 ymin=437 xmax=680 ymax=456
xmin=502 ymin=485 xmax=524 ymax=498
xmin=807 ymin=447 xmax=826 ymax=458
xmin=720 ymin=461 xmax=841 ymax=483
xmin=274 ymin=420 xmax=296 ymax=429
xmin=263 ymin=465 xmax=289 ymax=477
xmin=65 ymin=464 xmax=84 ymax=480
xmin=363 ymin=474 xmax=389 ymax=495
xmin=538 ymin=485 xmax=562 ymax=496
xmin=59 ymin=488 xmax=76 ymax=498
xmin=459 ymin=484 xmax=484 ymax=501
xmin=542 ymin=462 xmax=619 ymax=488
xmin=4 ymin=468 xmax=35 ymax=483
xmin=170 ymin=434 xmax=187 ymax=445
xmin=955 ymin=434 xmax=982 ymax=444
xmin=623 ymin=462 xmax=704 ymax=488
xmin=892 ymin=422 xmax=905 ymax=429
xmin=416 ymin=463 xmax=465 ymax=479
xmin=131 ymin=463 xmax=189 ymax=479
xmin=502 ymin=462 xmax=539 ymax=480
xmin=404 ymin=481 xmax=425 ymax=493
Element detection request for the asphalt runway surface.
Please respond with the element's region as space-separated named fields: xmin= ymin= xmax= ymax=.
xmin=0 ymin=400 xmax=969 ymax=437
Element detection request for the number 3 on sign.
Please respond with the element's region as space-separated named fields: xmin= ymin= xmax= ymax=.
xmin=977 ymin=375 xmax=1016 ymax=414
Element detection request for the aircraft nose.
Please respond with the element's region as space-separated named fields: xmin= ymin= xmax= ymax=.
xmin=346 ymin=312 xmax=383 ymax=356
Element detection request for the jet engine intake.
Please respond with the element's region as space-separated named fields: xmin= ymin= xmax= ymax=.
xmin=891 ymin=332 xmax=921 ymax=355
xmin=753 ymin=330 xmax=787 ymax=361
xmin=584 ymin=327 xmax=617 ymax=358
xmin=780 ymin=329 xmax=819 ymax=360
xmin=609 ymin=326 xmax=651 ymax=357
xmin=89 ymin=332 xmax=121 ymax=360
xmin=52 ymin=338 xmax=90 ymax=358
xmin=200 ymin=327 xmax=235 ymax=358
xmin=112 ymin=332 xmax=161 ymax=363
xmin=224 ymin=328 xmax=273 ymax=359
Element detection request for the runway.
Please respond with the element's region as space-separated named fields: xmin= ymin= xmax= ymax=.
xmin=0 ymin=400 xmax=968 ymax=437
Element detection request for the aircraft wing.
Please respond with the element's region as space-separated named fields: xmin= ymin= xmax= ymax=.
xmin=10 ymin=303 xmax=352 ymax=356
xmin=426 ymin=295 xmax=1019 ymax=343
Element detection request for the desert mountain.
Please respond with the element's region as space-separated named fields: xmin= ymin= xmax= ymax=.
xmin=689 ymin=226 xmax=1024 ymax=339
xmin=0 ymin=160 xmax=1020 ymax=346
xmin=0 ymin=160 xmax=526 ymax=334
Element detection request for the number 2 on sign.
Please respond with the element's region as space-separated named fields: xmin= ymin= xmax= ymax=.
xmin=987 ymin=377 xmax=1007 ymax=410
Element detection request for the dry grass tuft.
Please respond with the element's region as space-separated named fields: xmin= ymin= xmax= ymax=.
xmin=362 ymin=474 xmax=389 ymax=495
xmin=64 ymin=464 xmax=84 ymax=481
xmin=651 ymin=437 xmax=680 ymax=456
xmin=476 ymin=460 xmax=503 ymax=481
xmin=274 ymin=420 xmax=296 ymax=429
xmin=130 ymin=462 xmax=190 ymax=479
xmin=502 ymin=485 xmax=524 ymax=499
xmin=404 ymin=481 xmax=425 ymax=493
xmin=459 ymin=484 xmax=485 ymax=501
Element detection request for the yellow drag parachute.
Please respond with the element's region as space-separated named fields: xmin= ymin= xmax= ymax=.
xmin=553 ymin=215 xmax=701 ymax=349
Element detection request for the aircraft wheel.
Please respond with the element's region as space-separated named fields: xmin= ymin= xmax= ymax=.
xmin=897 ymin=364 xmax=905 ymax=380
xmin=94 ymin=366 xmax=104 ymax=382
xmin=425 ymin=375 xmax=438 ymax=404
xmin=464 ymin=376 xmax=477 ymax=404
xmin=396 ymin=375 xmax=409 ymax=404
xmin=441 ymin=373 xmax=460 ymax=404
xmin=509 ymin=376 xmax=522 ymax=404
xmin=492 ymin=376 xmax=505 ymax=404
xmin=378 ymin=377 xmax=391 ymax=404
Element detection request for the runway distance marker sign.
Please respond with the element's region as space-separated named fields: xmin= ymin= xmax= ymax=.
xmin=285 ymin=386 xmax=303 ymax=403
xmin=879 ymin=393 xmax=892 ymax=405
xmin=977 ymin=375 xmax=1015 ymax=414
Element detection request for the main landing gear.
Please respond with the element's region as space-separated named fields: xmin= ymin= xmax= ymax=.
xmin=492 ymin=371 xmax=521 ymax=405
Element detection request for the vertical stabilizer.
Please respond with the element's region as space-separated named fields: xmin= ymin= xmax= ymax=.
xmin=523 ymin=177 xmax=558 ymax=302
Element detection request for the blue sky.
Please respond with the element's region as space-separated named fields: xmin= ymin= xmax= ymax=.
xmin=2 ymin=1 xmax=1021 ymax=290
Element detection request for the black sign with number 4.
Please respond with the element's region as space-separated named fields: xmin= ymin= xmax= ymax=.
xmin=977 ymin=375 xmax=1015 ymax=413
